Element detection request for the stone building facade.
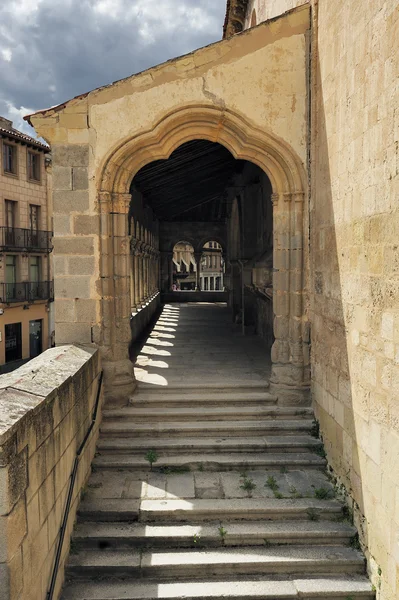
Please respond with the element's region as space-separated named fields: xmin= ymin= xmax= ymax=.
xmin=24 ymin=0 xmax=398 ymax=598
xmin=224 ymin=1 xmax=399 ymax=597
xmin=0 ymin=117 xmax=53 ymax=371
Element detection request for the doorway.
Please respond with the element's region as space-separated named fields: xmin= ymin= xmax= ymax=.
xmin=29 ymin=319 xmax=43 ymax=358
xmin=5 ymin=322 xmax=22 ymax=363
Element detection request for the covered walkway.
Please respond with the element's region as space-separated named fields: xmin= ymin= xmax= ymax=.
xmin=134 ymin=303 xmax=271 ymax=389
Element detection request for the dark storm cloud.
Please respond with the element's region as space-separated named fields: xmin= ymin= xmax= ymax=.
xmin=0 ymin=0 xmax=226 ymax=134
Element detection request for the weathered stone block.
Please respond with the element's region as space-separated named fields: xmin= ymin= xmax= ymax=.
xmin=53 ymin=190 xmax=89 ymax=214
xmin=53 ymin=214 xmax=71 ymax=235
xmin=67 ymin=256 xmax=95 ymax=276
xmin=73 ymin=214 xmax=100 ymax=235
xmin=75 ymin=299 xmax=98 ymax=323
xmin=58 ymin=113 xmax=88 ymax=129
xmin=55 ymin=322 xmax=92 ymax=344
xmin=54 ymin=276 xmax=91 ymax=300
xmin=52 ymin=166 xmax=72 ymax=191
xmin=55 ymin=299 xmax=76 ymax=323
xmin=72 ymin=167 xmax=89 ymax=190
xmin=53 ymin=237 xmax=94 ymax=255
xmin=52 ymin=144 xmax=89 ymax=167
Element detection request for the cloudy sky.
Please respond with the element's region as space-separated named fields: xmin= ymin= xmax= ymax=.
xmin=0 ymin=0 xmax=226 ymax=135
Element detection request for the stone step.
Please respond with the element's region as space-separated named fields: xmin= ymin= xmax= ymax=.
xmin=107 ymin=406 xmax=287 ymax=422
xmin=72 ymin=520 xmax=356 ymax=549
xmin=127 ymin=397 xmax=280 ymax=411
xmin=92 ymin=452 xmax=326 ymax=471
xmin=66 ymin=545 xmax=365 ymax=580
xmin=96 ymin=435 xmax=322 ymax=454
xmin=62 ymin=576 xmax=374 ymax=600
xmin=100 ymin=419 xmax=314 ymax=438
xmin=105 ymin=408 xmax=313 ymax=424
xmin=78 ymin=498 xmax=343 ymax=522
xmin=136 ymin=383 xmax=270 ymax=393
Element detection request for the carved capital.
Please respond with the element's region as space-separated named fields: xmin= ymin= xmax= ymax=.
xmin=271 ymin=193 xmax=280 ymax=206
xmin=283 ymin=191 xmax=305 ymax=203
xmin=112 ymin=193 xmax=132 ymax=214
xmin=98 ymin=191 xmax=112 ymax=213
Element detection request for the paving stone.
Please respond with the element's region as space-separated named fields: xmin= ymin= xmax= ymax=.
xmin=194 ymin=473 xmax=223 ymax=499
xmin=142 ymin=473 xmax=167 ymax=499
xmin=166 ymin=474 xmax=195 ymax=499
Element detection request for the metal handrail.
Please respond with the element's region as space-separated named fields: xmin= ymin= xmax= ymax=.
xmin=46 ymin=370 xmax=103 ymax=600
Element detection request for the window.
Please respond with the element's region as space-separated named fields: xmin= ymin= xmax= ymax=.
xmin=6 ymin=255 xmax=17 ymax=284
xmin=5 ymin=255 xmax=17 ymax=301
xmin=5 ymin=200 xmax=16 ymax=228
xmin=29 ymin=204 xmax=40 ymax=232
xmin=3 ymin=143 xmax=17 ymax=175
xmin=29 ymin=256 xmax=41 ymax=282
xmin=27 ymin=151 xmax=40 ymax=181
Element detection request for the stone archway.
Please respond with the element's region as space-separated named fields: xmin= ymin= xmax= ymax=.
xmin=99 ymin=105 xmax=309 ymax=402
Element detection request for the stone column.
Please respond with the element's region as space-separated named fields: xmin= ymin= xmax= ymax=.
xmin=194 ymin=252 xmax=202 ymax=291
xmin=270 ymin=191 xmax=308 ymax=404
xmin=99 ymin=192 xmax=136 ymax=403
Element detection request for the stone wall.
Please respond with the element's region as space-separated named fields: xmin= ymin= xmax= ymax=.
xmin=0 ymin=345 xmax=102 ymax=600
xmin=310 ymin=1 xmax=399 ymax=598
xmin=244 ymin=0 xmax=308 ymax=27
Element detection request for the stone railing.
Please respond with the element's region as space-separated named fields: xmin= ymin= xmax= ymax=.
xmin=0 ymin=345 xmax=103 ymax=600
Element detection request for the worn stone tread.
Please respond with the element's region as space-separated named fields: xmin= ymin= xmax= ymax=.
xmin=67 ymin=545 xmax=365 ymax=578
xmin=93 ymin=452 xmax=326 ymax=471
xmin=97 ymin=435 xmax=321 ymax=453
xmin=104 ymin=406 xmax=313 ymax=421
xmin=72 ymin=520 xmax=356 ymax=548
xmin=62 ymin=576 xmax=374 ymax=600
xmin=139 ymin=498 xmax=343 ymax=521
xmin=100 ymin=419 xmax=314 ymax=438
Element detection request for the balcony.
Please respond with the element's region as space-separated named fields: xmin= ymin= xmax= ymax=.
xmin=0 ymin=227 xmax=53 ymax=252
xmin=0 ymin=281 xmax=54 ymax=304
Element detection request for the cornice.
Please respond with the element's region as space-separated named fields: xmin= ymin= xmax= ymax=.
xmin=223 ymin=0 xmax=249 ymax=38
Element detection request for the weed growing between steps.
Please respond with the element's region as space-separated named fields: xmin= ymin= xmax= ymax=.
xmin=159 ymin=465 xmax=191 ymax=474
xmin=218 ymin=525 xmax=227 ymax=543
xmin=239 ymin=475 xmax=257 ymax=497
xmin=314 ymin=486 xmax=333 ymax=500
xmin=307 ymin=507 xmax=320 ymax=521
xmin=145 ymin=449 xmax=159 ymax=470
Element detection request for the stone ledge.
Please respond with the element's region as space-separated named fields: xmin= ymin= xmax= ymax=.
xmin=0 ymin=345 xmax=97 ymax=449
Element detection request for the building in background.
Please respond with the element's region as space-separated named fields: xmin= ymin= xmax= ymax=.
xmin=0 ymin=116 xmax=53 ymax=372
xmin=200 ymin=241 xmax=224 ymax=291
xmin=172 ymin=241 xmax=196 ymax=290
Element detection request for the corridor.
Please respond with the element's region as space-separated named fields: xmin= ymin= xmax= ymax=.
xmin=134 ymin=303 xmax=271 ymax=388
xmin=61 ymin=303 xmax=373 ymax=600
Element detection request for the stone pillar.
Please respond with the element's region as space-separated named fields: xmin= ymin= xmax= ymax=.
xmin=270 ymin=191 xmax=308 ymax=404
xmin=194 ymin=252 xmax=202 ymax=291
xmin=99 ymin=192 xmax=136 ymax=403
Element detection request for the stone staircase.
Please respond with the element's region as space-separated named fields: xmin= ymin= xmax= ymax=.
xmin=62 ymin=382 xmax=374 ymax=600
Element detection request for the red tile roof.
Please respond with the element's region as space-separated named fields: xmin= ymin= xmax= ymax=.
xmin=0 ymin=123 xmax=50 ymax=152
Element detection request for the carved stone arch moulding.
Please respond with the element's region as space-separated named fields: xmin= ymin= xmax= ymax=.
xmin=98 ymin=104 xmax=309 ymax=401
xmin=98 ymin=105 xmax=306 ymax=200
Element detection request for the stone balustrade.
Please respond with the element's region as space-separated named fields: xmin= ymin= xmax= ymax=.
xmin=0 ymin=345 xmax=103 ymax=600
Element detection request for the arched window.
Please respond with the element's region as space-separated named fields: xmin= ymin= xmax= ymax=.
xmin=251 ymin=9 xmax=257 ymax=27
